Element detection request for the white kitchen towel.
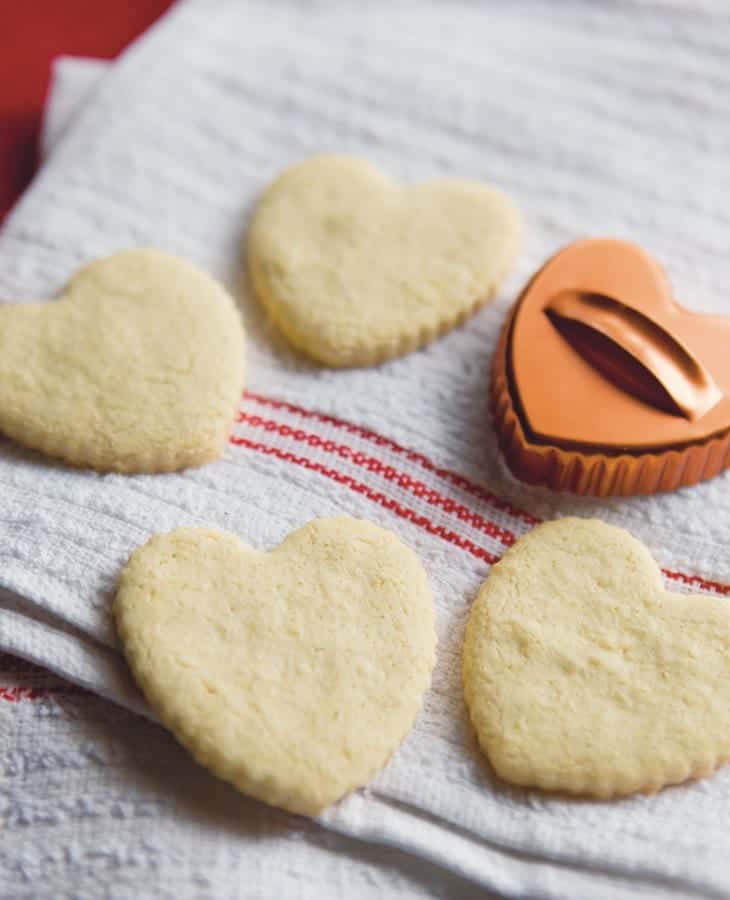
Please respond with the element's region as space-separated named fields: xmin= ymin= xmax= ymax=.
xmin=2 ymin=1 xmax=730 ymax=897
xmin=39 ymin=57 xmax=110 ymax=162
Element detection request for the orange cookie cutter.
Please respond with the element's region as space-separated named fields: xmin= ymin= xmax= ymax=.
xmin=491 ymin=239 xmax=730 ymax=496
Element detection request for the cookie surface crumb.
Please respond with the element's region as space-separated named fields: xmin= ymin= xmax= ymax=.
xmin=115 ymin=517 xmax=437 ymax=815
xmin=248 ymin=154 xmax=521 ymax=367
xmin=0 ymin=248 xmax=246 ymax=472
xmin=463 ymin=517 xmax=730 ymax=797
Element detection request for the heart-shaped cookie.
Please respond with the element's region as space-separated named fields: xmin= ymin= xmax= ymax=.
xmin=115 ymin=518 xmax=436 ymax=816
xmin=463 ymin=517 xmax=730 ymax=797
xmin=0 ymin=249 xmax=246 ymax=473
xmin=247 ymin=154 xmax=521 ymax=367
xmin=491 ymin=239 xmax=730 ymax=495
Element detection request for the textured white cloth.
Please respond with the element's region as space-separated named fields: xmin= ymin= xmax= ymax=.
xmin=2 ymin=1 xmax=730 ymax=896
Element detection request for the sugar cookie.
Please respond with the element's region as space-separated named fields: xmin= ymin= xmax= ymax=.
xmin=463 ymin=517 xmax=730 ymax=797
xmin=115 ymin=518 xmax=437 ymax=815
xmin=0 ymin=249 xmax=245 ymax=472
xmin=248 ymin=154 xmax=521 ymax=367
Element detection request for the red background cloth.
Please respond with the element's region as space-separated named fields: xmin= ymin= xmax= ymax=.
xmin=0 ymin=0 xmax=175 ymax=677
xmin=0 ymin=0 xmax=175 ymax=224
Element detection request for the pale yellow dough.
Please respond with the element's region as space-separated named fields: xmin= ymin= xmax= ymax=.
xmin=115 ymin=518 xmax=437 ymax=816
xmin=247 ymin=154 xmax=521 ymax=367
xmin=463 ymin=517 xmax=730 ymax=797
xmin=0 ymin=249 xmax=246 ymax=472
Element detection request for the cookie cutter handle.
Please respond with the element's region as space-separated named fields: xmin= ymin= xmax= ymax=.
xmin=545 ymin=291 xmax=722 ymax=421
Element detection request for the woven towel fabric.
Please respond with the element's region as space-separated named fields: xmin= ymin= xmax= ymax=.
xmin=0 ymin=0 xmax=174 ymax=223
xmin=2 ymin=2 xmax=730 ymax=897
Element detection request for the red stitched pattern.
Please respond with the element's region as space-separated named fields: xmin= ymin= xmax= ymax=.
xmin=5 ymin=394 xmax=730 ymax=702
xmin=238 ymin=412 xmax=516 ymax=549
xmin=244 ymin=391 xmax=539 ymax=525
xmin=237 ymin=395 xmax=730 ymax=598
xmin=662 ymin=569 xmax=730 ymax=596
xmin=0 ymin=686 xmax=51 ymax=702
xmin=0 ymin=654 xmax=86 ymax=703
xmin=0 ymin=682 xmax=83 ymax=703
xmin=229 ymin=435 xmax=500 ymax=564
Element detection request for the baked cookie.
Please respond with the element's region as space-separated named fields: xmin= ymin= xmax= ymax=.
xmin=463 ymin=517 xmax=730 ymax=797
xmin=0 ymin=248 xmax=245 ymax=473
xmin=115 ymin=518 xmax=437 ymax=816
xmin=248 ymin=154 xmax=521 ymax=367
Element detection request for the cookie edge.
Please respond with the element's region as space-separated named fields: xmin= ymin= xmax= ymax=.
xmin=247 ymin=155 xmax=522 ymax=368
xmin=462 ymin=518 xmax=730 ymax=798
xmin=114 ymin=520 xmax=437 ymax=816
